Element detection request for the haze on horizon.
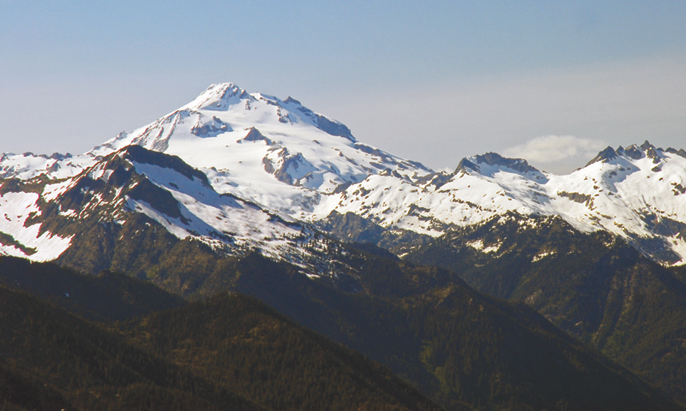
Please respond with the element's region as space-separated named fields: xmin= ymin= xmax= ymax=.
xmin=1 ymin=1 xmax=685 ymax=175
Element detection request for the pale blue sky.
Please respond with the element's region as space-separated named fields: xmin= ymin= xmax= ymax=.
xmin=2 ymin=1 xmax=686 ymax=173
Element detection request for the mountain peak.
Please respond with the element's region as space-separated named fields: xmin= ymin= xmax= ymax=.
xmin=587 ymin=141 xmax=663 ymax=166
xmin=206 ymin=82 xmax=247 ymax=96
xmin=586 ymin=146 xmax=618 ymax=166
xmin=640 ymin=140 xmax=656 ymax=151
xmin=456 ymin=152 xmax=540 ymax=175
xmin=184 ymin=82 xmax=251 ymax=111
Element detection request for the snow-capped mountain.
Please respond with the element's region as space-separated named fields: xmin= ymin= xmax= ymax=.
xmin=2 ymin=82 xmax=686 ymax=266
xmin=88 ymin=83 xmax=431 ymax=217
xmin=0 ymin=82 xmax=430 ymax=215
xmin=0 ymin=82 xmax=434 ymax=270
xmin=0 ymin=144 xmax=352 ymax=279
xmin=319 ymin=142 xmax=686 ymax=265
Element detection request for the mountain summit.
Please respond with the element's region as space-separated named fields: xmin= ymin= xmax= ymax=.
xmin=84 ymin=82 xmax=431 ymax=216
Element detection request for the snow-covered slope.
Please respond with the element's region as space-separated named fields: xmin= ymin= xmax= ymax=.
xmin=0 ymin=189 xmax=73 ymax=262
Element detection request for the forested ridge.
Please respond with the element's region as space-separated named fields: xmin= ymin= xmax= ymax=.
xmin=0 ymin=257 xmax=443 ymax=411
xmin=406 ymin=215 xmax=686 ymax=404
xmin=0 ymin=254 xmax=683 ymax=410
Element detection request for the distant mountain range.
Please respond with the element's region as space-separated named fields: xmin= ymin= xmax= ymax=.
xmin=2 ymin=82 xmax=686 ymax=410
xmin=2 ymin=83 xmax=685 ymax=266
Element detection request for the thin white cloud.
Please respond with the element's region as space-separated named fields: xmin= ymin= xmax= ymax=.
xmin=503 ymin=135 xmax=605 ymax=164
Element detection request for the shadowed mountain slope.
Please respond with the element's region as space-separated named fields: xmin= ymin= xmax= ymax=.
xmin=0 ymin=255 xmax=186 ymax=322
xmin=0 ymin=281 xmax=443 ymax=411
xmin=406 ymin=214 xmax=686 ymax=404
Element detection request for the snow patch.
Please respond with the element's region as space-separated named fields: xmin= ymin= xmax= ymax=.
xmin=532 ymin=250 xmax=556 ymax=262
xmin=465 ymin=239 xmax=501 ymax=254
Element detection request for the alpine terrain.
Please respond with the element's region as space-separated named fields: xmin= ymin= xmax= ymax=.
xmin=1 ymin=82 xmax=686 ymax=410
